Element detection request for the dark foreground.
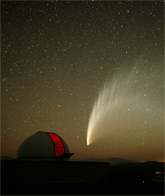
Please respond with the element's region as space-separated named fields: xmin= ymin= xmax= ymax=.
xmin=2 ymin=180 xmax=164 ymax=195
xmin=2 ymin=161 xmax=164 ymax=195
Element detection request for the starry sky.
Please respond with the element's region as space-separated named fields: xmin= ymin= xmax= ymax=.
xmin=1 ymin=1 xmax=164 ymax=162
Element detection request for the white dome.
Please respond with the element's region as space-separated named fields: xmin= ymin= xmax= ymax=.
xmin=17 ymin=132 xmax=73 ymax=159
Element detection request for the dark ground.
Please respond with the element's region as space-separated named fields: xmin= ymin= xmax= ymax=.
xmin=1 ymin=161 xmax=164 ymax=195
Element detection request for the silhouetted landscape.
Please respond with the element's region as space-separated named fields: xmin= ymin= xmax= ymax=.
xmin=84 ymin=157 xmax=139 ymax=164
xmin=2 ymin=157 xmax=164 ymax=195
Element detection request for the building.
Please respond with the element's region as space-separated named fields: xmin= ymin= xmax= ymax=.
xmin=17 ymin=131 xmax=74 ymax=160
xmin=2 ymin=132 xmax=109 ymax=194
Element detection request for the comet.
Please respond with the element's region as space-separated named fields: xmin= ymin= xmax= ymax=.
xmin=86 ymin=63 xmax=163 ymax=146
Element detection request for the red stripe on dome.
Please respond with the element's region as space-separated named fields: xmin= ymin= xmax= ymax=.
xmin=49 ymin=133 xmax=65 ymax=157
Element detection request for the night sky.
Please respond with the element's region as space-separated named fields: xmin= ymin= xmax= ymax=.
xmin=1 ymin=1 xmax=164 ymax=162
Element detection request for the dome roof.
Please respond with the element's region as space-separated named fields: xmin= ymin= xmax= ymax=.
xmin=17 ymin=132 xmax=74 ymax=160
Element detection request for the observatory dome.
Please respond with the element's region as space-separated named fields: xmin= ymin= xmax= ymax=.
xmin=17 ymin=132 xmax=74 ymax=160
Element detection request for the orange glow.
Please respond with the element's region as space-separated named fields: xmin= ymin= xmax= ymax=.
xmin=157 ymin=158 xmax=164 ymax=162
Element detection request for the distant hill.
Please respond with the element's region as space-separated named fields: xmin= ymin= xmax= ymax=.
xmin=143 ymin=161 xmax=164 ymax=164
xmin=84 ymin=157 xmax=139 ymax=164
xmin=105 ymin=158 xmax=139 ymax=164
